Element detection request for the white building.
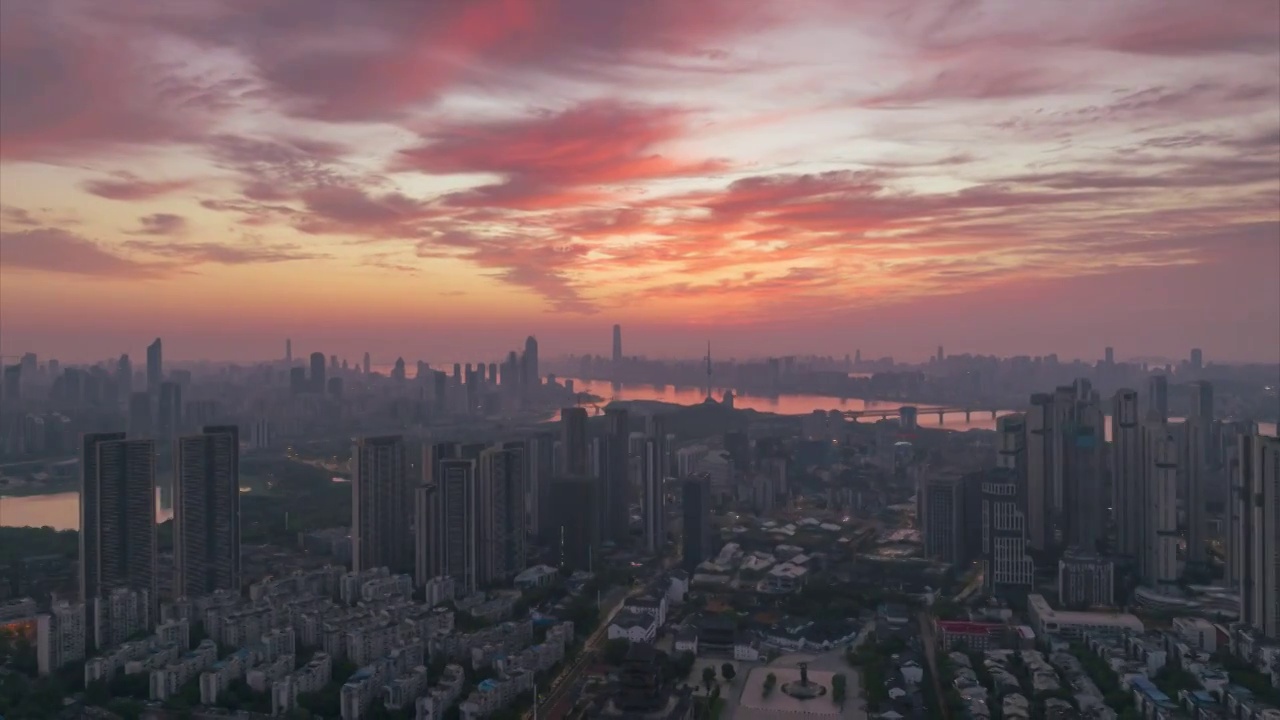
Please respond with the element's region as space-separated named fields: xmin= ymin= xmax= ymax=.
xmin=1027 ymin=594 xmax=1143 ymax=641
xmin=607 ymin=610 xmax=657 ymax=644
xmin=37 ymin=601 xmax=86 ymax=676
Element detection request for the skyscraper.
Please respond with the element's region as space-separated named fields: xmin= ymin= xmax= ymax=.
xmin=116 ymin=355 xmax=132 ymax=403
xmin=421 ymin=446 xmax=480 ymax=593
xmin=81 ymin=435 xmax=156 ymax=612
xmin=1147 ymin=375 xmax=1169 ymax=422
xmin=1235 ymin=434 xmax=1279 ymax=638
xmin=1184 ymin=381 xmax=1214 ymax=566
xmin=351 ymin=436 xmax=413 ymax=574
xmin=309 ymin=352 xmax=326 ymax=394
xmin=1065 ymin=385 xmax=1106 ymax=553
xmin=1024 ymin=393 xmax=1053 ymax=549
xmin=477 ymin=444 xmax=526 ymax=586
xmin=612 ymin=325 xmax=623 ymax=365
xmin=285 ymin=339 xmax=292 ymax=363
xmin=146 ymin=338 xmax=163 ymax=392
xmin=362 ymin=352 xmax=371 ymax=375
xmin=921 ymin=474 xmax=967 ymax=564
xmin=157 ymin=382 xmax=183 ymax=438
xmin=602 ymin=408 xmax=631 ymax=544
xmin=1141 ymin=420 xmax=1180 ymax=588
xmin=681 ymin=474 xmax=712 ymax=573
xmin=174 ymin=426 xmax=240 ymax=597
xmin=523 ymin=336 xmax=539 ymax=389
xmin=971 ymin=467 xmax=1035 ymax=596
xmin=1189 ymin=348 xmax=1203 ymax=372
xmin=549 ymin=476 xmax=599 ymax=572
xmin=128 ymin=392 xmax=152 ymax=437
xmin=561 ymin=407 xmax=589 ymax=476
xmin=1111 ymin=389 xmax=1143 ymax=559
xmin=525 ymin=431 xmax=556 ymax=539
xmin=642 ymin=416 xmax=668 ymax=554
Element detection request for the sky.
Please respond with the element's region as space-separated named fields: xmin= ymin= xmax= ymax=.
xmin=1 ymin=0 xmax=1278 ymax=366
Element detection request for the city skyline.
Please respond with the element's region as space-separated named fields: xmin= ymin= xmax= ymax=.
xmin=1 ymin=0 xmax=1278 ymax=363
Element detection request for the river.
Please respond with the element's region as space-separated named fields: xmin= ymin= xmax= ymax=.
xmin=1 ymin=378 xmax=1273 ymax=530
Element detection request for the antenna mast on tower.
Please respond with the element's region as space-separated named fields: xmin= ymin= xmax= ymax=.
xmin=705 ymin=341 xmax=713 ymax=400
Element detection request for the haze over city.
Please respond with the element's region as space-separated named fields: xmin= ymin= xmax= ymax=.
xmin=0 ymin=3 xmax=1278 ymax=720
xmin=2 ymin=0 xmax=1279 ymax=363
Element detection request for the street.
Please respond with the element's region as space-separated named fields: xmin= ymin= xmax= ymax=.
xmin=526 ymin=584 xmax=636 ymax=719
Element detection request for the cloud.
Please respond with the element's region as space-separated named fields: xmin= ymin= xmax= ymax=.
xmin=129 ymin=213 xmax=187 ymax=236
xmin=122 ymin=239 xmax=324 ymax=264
xmin=396 ymin=100 xmax=726 ymax=209
xmin=0 ymin=228 xmax=166 ymax=277
xmin=1 ymin=207 xmax=40 ymax=227
xmin=82 ymin=174 xmax=195 ymax=201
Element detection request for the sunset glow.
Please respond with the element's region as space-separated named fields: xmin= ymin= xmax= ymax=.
xmin=1 ymin=0 xmax=1277 ymax=363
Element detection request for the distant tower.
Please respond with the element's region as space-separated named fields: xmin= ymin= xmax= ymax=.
xmin=362 ymin=352 xmax=371 ymax=375
xmin=524 ymin=336 xmax=539 ymax=388
xmin=146 ymin=338 xmax=163 ymax=392
xmin=1104 ymin=347 xmax=1114 ymax=365
xmin=309 ymin=352 xmax=325 ymax=393
xmin=1190 ymin=348 xmax=1203 ymax=371
xmin=285 ymin=339 xmax=292 ymax=364
xmin=612 ymin=325 xmax=623 ymax=364
xmin=937 ymin=346 xmax=944 ymax=363
xmin=704 ymin=341 xmax=713 ymax=401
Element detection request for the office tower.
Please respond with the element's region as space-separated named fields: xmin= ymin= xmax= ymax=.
xmin=452 ymin=363 xmax=462 ymax=383
xmin=413 ymin=483 xmax=437 ymax=589
xmin=116 ymin=354 xmax=132 ymax=401
xmin=432 ymin=371 xmax=447 ymax=414
xmin=2 ymin=364 xmax=19 ymax=402
xmin=612 ymin=325 xmax=623 ymax=364
xmin=642 ymin=438 xmax=665 ymax=554
xmin=363 ymin=352 xmax=371 ymax=375
xmin=351 ymin=436 xmax=413 ymax=574
xmin=1190 ymin=348 xmax=1203 ymax=371
xmin=465 ymin=368 xmax=479 ymax=414
xmin=81 ymin=435 xmax=157 ymax=626
xmin=392 ymin=357 xmax=406 ymax=382
xmin=157 ymin=382 xmax=182 ymax=438
xmin=432 ymin=453 xmax=479 ymax=593
xmin=1235 ymin=435 xmax=1280 ymax=637
xmin=921 ymin=474 xmax=967 ymax=564
xmin=1111 ymin=390 xmax=1143 ymax=558
xmin=174 ymin=426 xmax=240 ymax=597
xmin=526 ymin=431 xmax=556 ymax=538
xmin=285 ymin=339 xmax=292 ymax=363
xmin=971 ymin=467 xmax=1035 ymax=597
xmin=560 ymin=407 xmax=589 ymax=476
xmin=681 ymin=474 xmax=712 ymax=573
xmin=1066 ymin=386 xmax=1106 ymax=553
xmin=996 ymin=414 xmax=1026 ymax=474
xmin=128 ymin=392 xmax=152 ymax=437
xmin=289 ymin=367 xmax=307 ymax=395
xmin=602 ymin=408 xmax=631 ymax=544
xmin=524 ymin=336 xmax=539 ymax=388
xmin=487 ymin=363 xmax=498 ymax=385
xmin=146 ymin=338 xmax=163 ymax=392
xmin=1104 ymin=347 xmax=1114 ymax=365
xmin=1024 ymin=393 xmax=1053 ymax=549
xmin=477 ymin=444 xmax=525 ymax=585
xmin=549 ymin=476 xmax=599 ymax=572
xmin=1184 ymin=381 xmax=1214 ymax=566
xmin=1141 ymin=421 xmax=1180 ymax=588
xmin=936 ymin=345 xmax=944 ymax=363
xmin=1147 ymin=375 xmax=1168 ymax=422
xmin=309 ymin=352 xmax=326 ymax=394
xmin=329 ymin=355 xmax=338 ymax=371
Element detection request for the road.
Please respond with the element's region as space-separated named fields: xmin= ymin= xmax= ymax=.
xmin=917 ymin=612 xmax=951 ymax=720
xmin=526 ymin=585 xmax=637 ymax=719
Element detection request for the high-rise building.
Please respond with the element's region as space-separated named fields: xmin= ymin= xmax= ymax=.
xmin=1141 ymin=421 xmax=1180 ymax=588
xmin=681 ymin=474 xmax=712 ymax=573
xmin=1104 ymin=347 xmax=1114 ymax=365
xmin=1234 ymin=434 xmax=1279 ymax=638
xmin=1184 ymin=381 xmax=1214 ymax=566
xmin=351 ymin=436 xmax=412 ymax=574
xmin=477 ymin=444 xmax=525 ymax=586
xmin=1058 ymin=550 xmax=1115 ymax=607
xmin=1111 ymin=390 xmax=1143 ymax=559
xmin=420 ymin=446 xmax=479 ymax=593
xmin=81 ymin=434 xmax=157 ymax=629
xmin=116 ymin=355 xmax=132 ymax=403
xmin=602 ymin=408 xmax=631 ymax=544
xmin=2 ymin=364 xmax=20 ymax=403
xmin=1189 ymin=348 xmax=1203 ymax=371
xmin=970 ymin=467 xmax=1035 ymax=597
xmin=310 ymin=352 xmax=326 ymax=394
xmin=128 ymin=392 xmax=152 ymax=437
xmin=560 ymin=407 xmax=589 ymax=477
xmin=174 ymin=426 xmax=240 ymax=597
xmin=921 ymin=475 xmax=967 ymax=565
xmin=1065 ymin=385 xmax=1106 ymax=553
xmin=1146 ymin=375 xmax=1169 ymax=422
xmin=612 ymin=325 xmax=623 ymax=365
xmin=37 ymin=601 xmax=87 ymax=676
xmin=523 ymin=336 xmax=539 ymax=389
xmin=285 ymin=339 xmax=292 ymax=363
xmin=1025 ymin=393 xmax=1053 ymax=550
xmin=157 ymin=382 xmax=183 ymax=438
xmin=525 ymin=431 xmax=555 ymax=539
xmin=549 ymin=476 xmax=599 ymax=573
xmin=362 ymin=352 xmax=371 ymax=375
xmin=642 ymin=417 xmax=668 ymax=554
xmin=146 ymin=338 xmax=163 ymax=392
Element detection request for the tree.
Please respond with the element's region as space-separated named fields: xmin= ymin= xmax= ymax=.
xmin=832 ymin=673 xmax=847 ymax=706
xmin=702 ymin=666 xmax=716 ymax=691
xmin=721 ymin=663 xmax=736 ymax=682
xmin=604 ymin=638 xmax=631 ymax=666
xmin=763 ymin=672 xmax=777 ymax=698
